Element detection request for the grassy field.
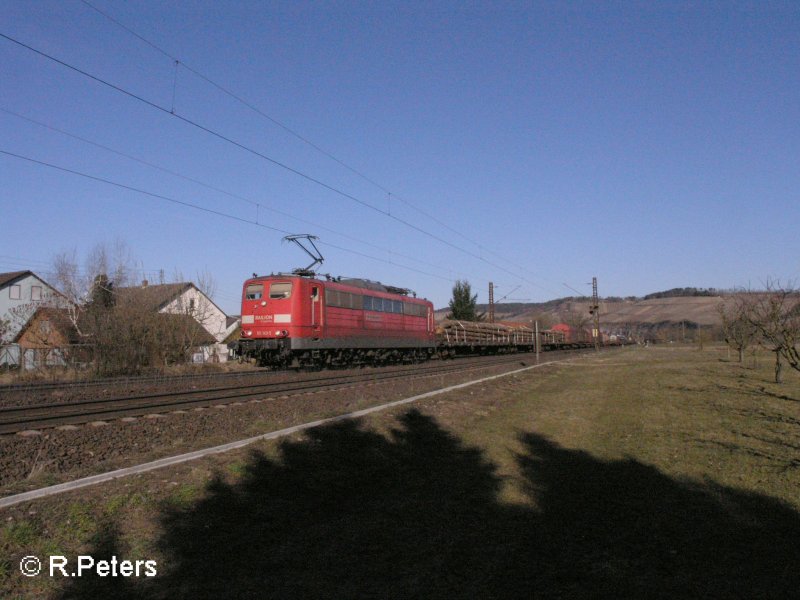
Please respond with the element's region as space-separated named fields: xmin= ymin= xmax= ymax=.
xmin=2 ymin=345 xmax=799 ymax=598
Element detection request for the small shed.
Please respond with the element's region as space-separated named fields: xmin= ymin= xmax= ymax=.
xmin=13 ymin=307 xmax=88 ymax=370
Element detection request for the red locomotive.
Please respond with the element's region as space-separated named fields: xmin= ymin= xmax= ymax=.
xmin=234 ymin=274 xmax=436 ymax=368
xmin=232 ymin=237 xmax=595 ymax=368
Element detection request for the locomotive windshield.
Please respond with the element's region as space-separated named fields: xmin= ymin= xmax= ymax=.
xmin=269 ymin=282 xmax=292 ymax=299
xmin=245 ymin=283 xmax=263 ymax=300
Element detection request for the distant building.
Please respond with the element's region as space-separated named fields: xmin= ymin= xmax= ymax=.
xmin=13 ymin=306 xmax=89 ymax=370
xmin=0 ymin=270 xmax=68 ymax=367
xmin=117 ymin=281 xmax=239 ymax=363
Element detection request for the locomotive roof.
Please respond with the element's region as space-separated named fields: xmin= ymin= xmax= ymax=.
xmin=253 ymin=273 xmax=416 ymax=298
xmin=337 ymin=278 xmax=399 ymax=293
xmin=323 ymin=277 xmax=416 ymax=297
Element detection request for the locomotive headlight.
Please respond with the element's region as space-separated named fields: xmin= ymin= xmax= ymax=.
xmin=261 ymin=301 xmax=267 ymax=306
xmin=244 ymin=330 xmax=252 ymax=337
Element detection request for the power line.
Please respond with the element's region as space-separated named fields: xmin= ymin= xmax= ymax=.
xmin=0 ymin=254 xmax=242 ymax=304
xmin=0 ymin=32 xmax=383 ymax=212
xmin=59 ymin=7 xmax=566 ymax=291
xmin=0 ymin=107 xmax=483 ymax=282
xmin=79 ymin=0 xmax=393 ymax=196
xmin=0 ymin=149 xmax=458 ymax=284
xmin=562 ymin=282 xmax=588 ymax=298
xmin=0 ymin=31 xmax=547 ymax=292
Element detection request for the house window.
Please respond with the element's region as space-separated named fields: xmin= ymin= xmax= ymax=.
xmin=9 ymin=285 xmax=21 ymax=300
xmin=189 ymin=298 xmax=196 ymax=312
xmin=31 ymin=286 xmax=42 ymax=301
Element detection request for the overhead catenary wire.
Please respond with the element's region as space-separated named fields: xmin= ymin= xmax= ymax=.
xmin=27 ymin=4 xmax=565 ymax=293
xmin=0 ymin=31 xmax=554 ymax=296
xmin=78 ymin=0 xmax=502 ymax=255
xmin=0 ymin=107 xmax=482 ymax=283
xmin=0 ymin=254 xmax=242 ymax=306
xmin=78 ymin=0 xmax=393 ymax=196
xmin=79 ymin=0 xmax=562 ymax=289
xmin=0 ymin=149 xmax=458 ymax=285
xmin=562 ymin=282 xmax=589 ymax=298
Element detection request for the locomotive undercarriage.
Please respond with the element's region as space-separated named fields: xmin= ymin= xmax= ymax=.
xmin=236 ymin=340 xmax=435 ymax=369
xmin=232 ymin=337 xmax=577 ymax=370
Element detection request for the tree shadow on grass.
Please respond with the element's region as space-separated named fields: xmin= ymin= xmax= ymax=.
xmin=517 ymin=434 xmax=800 ymax=597
xmin=59 ymin=410 xmax=800 ymax=599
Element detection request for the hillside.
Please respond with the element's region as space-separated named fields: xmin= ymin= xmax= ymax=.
xmin=435 ymin=294 xmax=724 ymax=330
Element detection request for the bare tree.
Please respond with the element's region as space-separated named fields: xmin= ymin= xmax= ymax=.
xmin=52 ymin=240 xmax=138 ymax=337
xmin=739 ymin=282 xmax=800 ymax=383
xmin=46 ymin=243 xmax=224 ymax=375
xmin=0 ymin=315 xmax=11 ymax=346
xmin=87 ymin=239 xmax=136 ymax=288
xmin=165 ymin=270 xmax=222 ymax=362
xmin=529 ymin=312 xmax=556 ymax=330
xmin=560 ymin=304 xmax=590 ymax=343
xmin=718 ymin=295 xmax=758 ymax=363
xmin=5 ymin=300 xmax=55 ymax=339
xmin=195 ymin=268 xmax=218 ymax=302
xmin=50 ymin=241 xmax=149 ymax=375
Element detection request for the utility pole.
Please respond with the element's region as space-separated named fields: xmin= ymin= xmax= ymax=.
xmin=589 ymin=277 xmax=600 ymax=352
xmin=488 ymin=281 xmax=495 ymax=323
xmin=535 ymin=320 xmax=540 ymax=363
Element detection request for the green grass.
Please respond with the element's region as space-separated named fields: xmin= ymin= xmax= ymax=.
xmin=3 ymin=344 xmax=800 ymax=598
xmin=447 ymin=346 xmax=800 ymax=509
xmin=163 ymin=483 xmax=199 ymax=510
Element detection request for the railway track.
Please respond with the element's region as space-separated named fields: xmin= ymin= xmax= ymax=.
xmin=0 ymin=351 xmax=587 ymax=435
xmin=0 ymin=348 xmax=559 ymax=396
xmin=0 ymin=366 xmax=272 ymax=395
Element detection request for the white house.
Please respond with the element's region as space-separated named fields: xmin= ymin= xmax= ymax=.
xmin=0 ymin=270 xmax=67 ymax=367
xmin=117 ymin=281 xmax=239 ymax=363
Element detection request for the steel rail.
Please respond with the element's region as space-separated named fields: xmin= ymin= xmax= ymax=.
xmin=0 ymin=352 xmax=566 ymax=434
xmin=0 ymin=357 xmax=579 ymax=509
xmin=0 ymin=366 xmax=272 ymax=394
xmin=0 ymin=349 xmax=545 ymax=397
xmin=0 ymin=350 xmax=569 ymax=410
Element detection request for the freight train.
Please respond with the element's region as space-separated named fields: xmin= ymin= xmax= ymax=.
xmin=230 ymin=272 xmax=588 ymax=369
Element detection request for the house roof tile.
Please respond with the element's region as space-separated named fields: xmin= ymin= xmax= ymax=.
xmin=0 ymin=270 xmax=32 ymax=288
xmin=116 ymin=282 xmax=193 ymax=312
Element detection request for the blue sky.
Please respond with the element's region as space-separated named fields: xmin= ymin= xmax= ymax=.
xmin=1 ymin=0 xmax=798 ymax=314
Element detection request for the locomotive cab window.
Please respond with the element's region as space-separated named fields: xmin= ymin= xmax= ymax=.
xmin=269 ymin=282 xmax=292 ymax=299
xmin=245 ymin=284 xmax=264 ymax=300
